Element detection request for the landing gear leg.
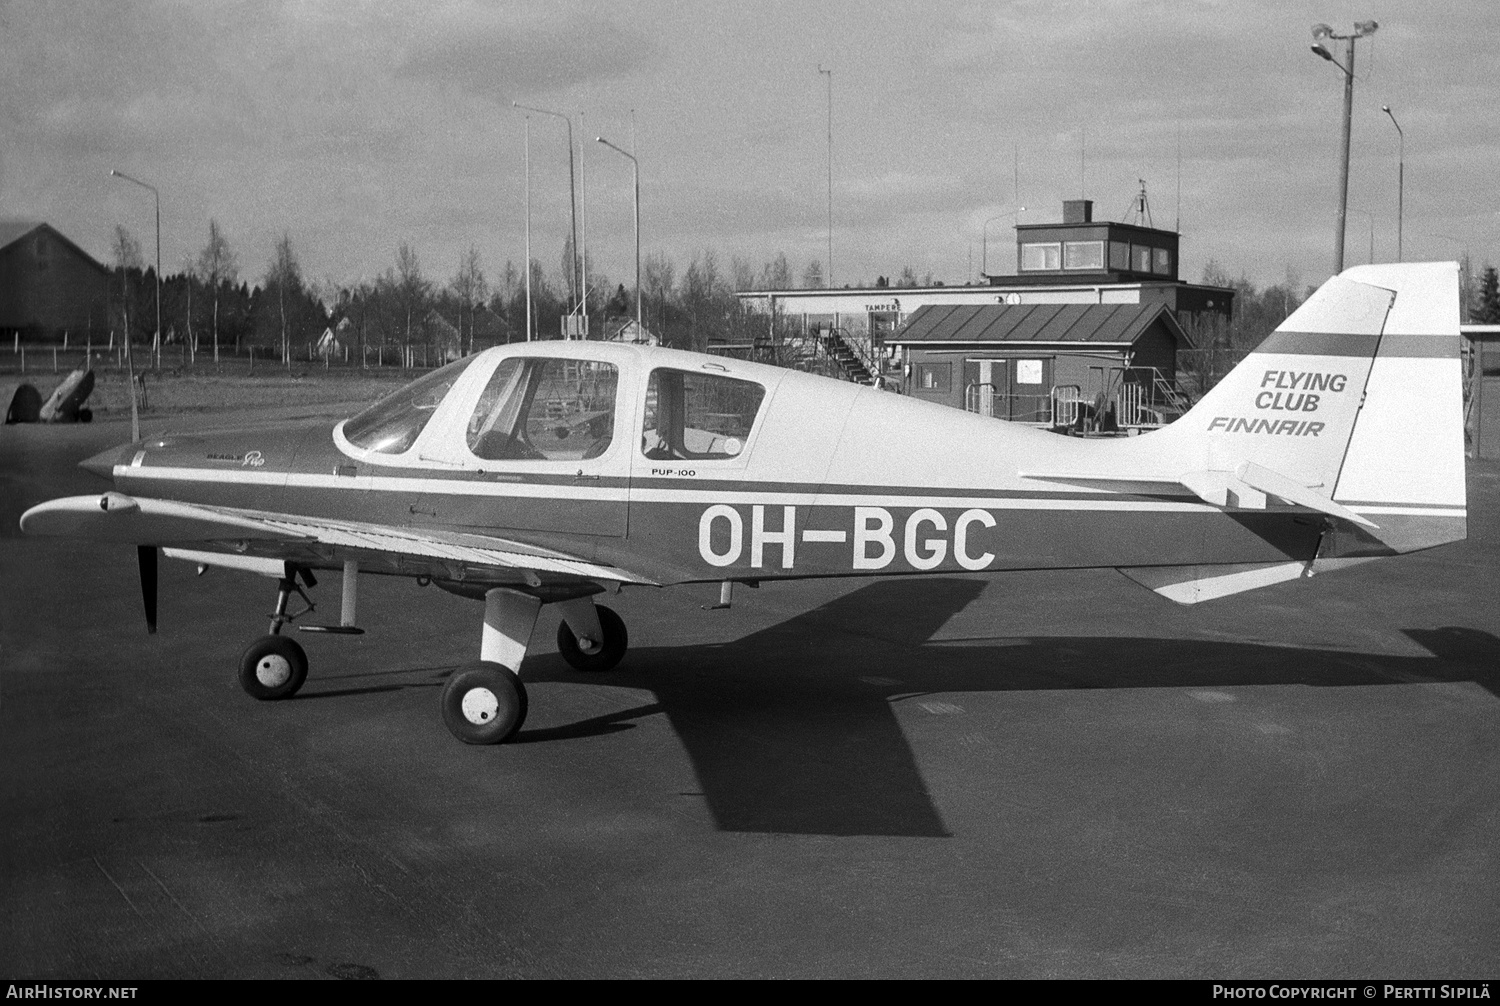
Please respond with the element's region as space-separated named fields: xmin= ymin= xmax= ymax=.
xmin=439 ymin=588 xmax=540 ymax=744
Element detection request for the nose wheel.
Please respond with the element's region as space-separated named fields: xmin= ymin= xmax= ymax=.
xmin=238 ymin=634 xmax=309 ymax=700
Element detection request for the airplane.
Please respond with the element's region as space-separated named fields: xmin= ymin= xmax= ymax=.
xmin=18 ymin=262 xmax=1467 ymax=745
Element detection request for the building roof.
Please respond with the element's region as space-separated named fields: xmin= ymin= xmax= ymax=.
xmin=892 ymin=302 xmax=1190 ymax=349
xmin=0 ymin=220 xmax=44 ymax=251
xmin=0 ymin=220 xmax=110 ymax=275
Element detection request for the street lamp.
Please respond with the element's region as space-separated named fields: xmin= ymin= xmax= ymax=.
xmin=596 ymin=137 xmax=641 ymax=336
xmin=513 ymin=102 xmax=580 ymax=319
xmin=522 ymin=116 xmax=532 ymax=342
xmin=109 ymin=168 xmax=159 ymax=441
xmin=1310 ymin=20 xmax=1378 ymax=275
xmin=1382 ymin=104 xmax=1405 ymax=262
xmin=982 ymin=207 xmax=1024 ymax=277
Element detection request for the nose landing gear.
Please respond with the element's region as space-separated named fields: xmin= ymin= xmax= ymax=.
xmin=236 ymin=569 xmax=316 ymax=701
xmin=238 ymin=634 xmax=308 ymax=700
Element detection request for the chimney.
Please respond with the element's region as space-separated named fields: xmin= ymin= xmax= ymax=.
xmin=1062 ymin=199 xmax=1093 ymax=224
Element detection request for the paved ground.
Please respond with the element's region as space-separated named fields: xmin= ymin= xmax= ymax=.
xmin=2 ymin=404 xmax=1498 ymax=979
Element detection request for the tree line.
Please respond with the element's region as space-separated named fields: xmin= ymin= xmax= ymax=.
xmin=105 ymin=221 xmax=876 ymax=366
xmin=112 ymin=218 xmax=1492 ymax=376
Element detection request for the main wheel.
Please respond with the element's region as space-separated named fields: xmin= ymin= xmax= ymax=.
xmin=556 ymin=604 xmax=628 ymax=673
xmin=440 ymin=661 xmax=528 ymax=744
xmin=238 ymin=635 xmax=309 ymax=700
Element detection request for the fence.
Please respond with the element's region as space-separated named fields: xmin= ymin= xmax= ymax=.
xmin=0 ymin=339 xmax=446 ymax=379
xmin=964 ymin=379 xmax=1184 ymax=430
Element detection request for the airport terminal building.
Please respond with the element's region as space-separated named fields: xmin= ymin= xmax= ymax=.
xmin=732 ymin=199 xmax=1234 ymax=429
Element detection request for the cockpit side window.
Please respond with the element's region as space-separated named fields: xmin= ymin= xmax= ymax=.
xmin=343 ymin=358 xmax=470 ymax=455
xmin=468 ymin=358 xmax=618 ymax=462
xmin=641 ymin=369 xmax=765 ymax=460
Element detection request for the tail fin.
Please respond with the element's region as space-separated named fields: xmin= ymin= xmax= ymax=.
xmin=1161 ymin=261 xmax=1466 ymax=553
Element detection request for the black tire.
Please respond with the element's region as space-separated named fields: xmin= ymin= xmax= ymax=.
xmin=238 ymin=635 xmax=308 ymax=700
xmin=440 ymin=661 xmax=527 ymax=744
xmin=556 ymin=604 xmax=628 ymax=673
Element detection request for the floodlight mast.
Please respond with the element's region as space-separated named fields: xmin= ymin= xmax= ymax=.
xmin=513 ymin=102 xmax=581 ymax=320
xmin=109 ymin=168 xmax=159 ymax=442
xmin=1309 ymin=20 xmax=1378 ymax=275
xmin=596 ymin=137 xmax=641 ymax=335
xmin=1383 ymin=104 xmax=1405 ymax=262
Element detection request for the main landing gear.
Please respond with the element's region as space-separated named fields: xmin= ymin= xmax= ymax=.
xmin=234 ymin=565 xmax=630 ymax=745
xmin=436 ymin=588 xmax=628 ymax=744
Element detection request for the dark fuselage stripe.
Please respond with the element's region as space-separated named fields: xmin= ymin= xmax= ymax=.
xmin=1255 ymin=330 xmax=1457 ymax=359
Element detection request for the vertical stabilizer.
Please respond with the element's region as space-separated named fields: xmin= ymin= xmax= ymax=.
xmin=1164 ymin=273 xmax=1393 ymax=493
xmin=1155 ymin=262 xmax=1465 ymax=554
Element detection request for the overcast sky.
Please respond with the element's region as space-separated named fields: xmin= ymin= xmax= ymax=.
xmin=2 ymin=0 xmax=1495 ymax=297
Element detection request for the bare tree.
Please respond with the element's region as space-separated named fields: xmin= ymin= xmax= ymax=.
xmin=195 ymin=219 xmax=238 ymax=362
xmin=264 ymin=233 xmax=302 ymax=368
xmin=730 ymin=255 xmax=757 ymax=292
xmin=112 ymin=226 xmax=143 ymax=342
xmin=450 ymin=246 xmax=487 ymax=356
xmin=758 ymin=252 xmax=791 ymax=289
xmin=395 ymin=242 xmax=431 ymax=361
xmin=802 ymin=259 xmax=825 ymax=289
xmin=642 ymin=252 xmax=676 ymax=336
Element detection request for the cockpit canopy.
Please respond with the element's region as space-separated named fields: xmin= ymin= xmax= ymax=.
xmin=339 ymin=346 xmax=769 ymax=467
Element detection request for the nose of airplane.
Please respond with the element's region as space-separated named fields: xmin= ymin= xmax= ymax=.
xmin=79 ymin=442 xmax=134 ymax=481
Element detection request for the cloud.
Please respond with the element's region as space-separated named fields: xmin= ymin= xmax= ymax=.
xmin=395 ymin=13 xmax=662 ymax=99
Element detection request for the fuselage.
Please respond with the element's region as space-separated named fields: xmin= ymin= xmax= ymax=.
xmin=84 ymin=341 xmax=1350 ymax=586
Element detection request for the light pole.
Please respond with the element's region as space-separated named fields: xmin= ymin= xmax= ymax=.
xmin=596 ymin=137 xmax=641 ymax=336
xmin=982 ymin=207 xmax=1024 ymax=277
xmin=579 ymin=110 xmax=589 ymax=338
xmin=110 ymin=169 xmax=158 ymax=441
xmin=513 ymin=102 xmax=580 ymax=319
xmin=817 ymin=64 xmax=833 ymax=288
xmin=1382 ymin=104 xmax=1404 ymax=262
xmin=523 ymin=116 xmax=532 ymax=342
xmin=1310 ymin=20 xmax=1378 ymax=275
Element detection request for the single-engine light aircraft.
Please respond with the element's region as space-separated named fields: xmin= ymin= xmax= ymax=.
xmin=20 ymin=263 xmax=1467 ymax=744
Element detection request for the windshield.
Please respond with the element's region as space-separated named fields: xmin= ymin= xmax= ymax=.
xmin=343 ymin=358 xmax=471 ymax=454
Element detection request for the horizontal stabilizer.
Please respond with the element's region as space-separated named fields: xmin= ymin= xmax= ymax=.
xmin=1119 ymin=562 xmax=1308 ymax=604
xmin=1233 ymin=462 xmax=1376 ymax=528
xmin=1119 ymin=555 xmax=1379 ymax=604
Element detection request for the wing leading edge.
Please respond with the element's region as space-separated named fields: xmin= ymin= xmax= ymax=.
xmin=19 ymin=493 xmax=657 ymax=588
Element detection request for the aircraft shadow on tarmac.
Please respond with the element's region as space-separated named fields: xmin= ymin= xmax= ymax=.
xmin=480 ymin=577 xmax=1500 ymax=839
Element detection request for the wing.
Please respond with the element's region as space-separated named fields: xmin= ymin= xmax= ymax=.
xmin=19 ymin=492 xmax=657 ymax=591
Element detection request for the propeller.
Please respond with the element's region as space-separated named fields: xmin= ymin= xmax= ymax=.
xmin=137 ymin=545 xmax=157 ymax=634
